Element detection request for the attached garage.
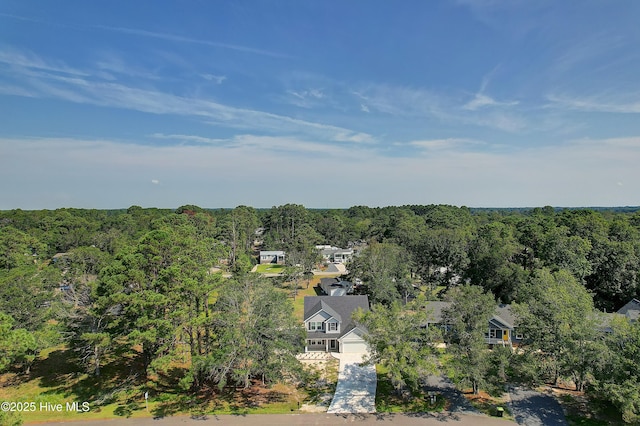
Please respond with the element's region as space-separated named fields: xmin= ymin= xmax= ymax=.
xmin=339 ymin=328 xmax=369 ymax=353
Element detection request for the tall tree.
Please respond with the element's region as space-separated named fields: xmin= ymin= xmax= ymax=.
xmin=193 ymin=275 xmax=303 ymax=389
xmin=594 ymin=316 xmax=640 ymax=423
xmin=513 ymin=269 xmax=601 ymax=388
xmin=466 ymin=222 xmax=527 ymax=303
xmin=442 ymin=285 xmax=496 ymax=395
xmin=354 ymin=296 xmax=439 ymax=395
xmin=348 ymin=242 xmax=411 ymax=305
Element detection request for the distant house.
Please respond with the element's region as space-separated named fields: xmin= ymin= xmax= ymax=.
xmin=316 ymin=245 xmax=354 ymax=264
xmin=424 ymin=301 xmax=522 ymax=346
xmin=303 ymin=295 xmax=370 ymax=353
xmin=259 ymin=250 xmax=285 ymax=265
xmin=617 ymin=298 xmax=640 ymax=323
xmin=319 ymin=278 xmax=354 ymax=296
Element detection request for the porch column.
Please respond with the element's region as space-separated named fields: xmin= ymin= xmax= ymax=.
xmin=325 ymin=339 xmax=328 ymax=352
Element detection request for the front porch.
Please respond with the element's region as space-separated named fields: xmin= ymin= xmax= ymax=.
xmin=305 ymin=338 xmax=340 ymax=353
xmin=485 ymin=328 xmax=512 ymax=346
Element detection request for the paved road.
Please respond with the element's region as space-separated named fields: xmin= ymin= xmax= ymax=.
xmin=33 ymin=412 xmax=515 ymax=426
xmin=327 ymin=353 xmax=376 ymax=413
xmin=508 ymin=386 xmax=567 ymax=426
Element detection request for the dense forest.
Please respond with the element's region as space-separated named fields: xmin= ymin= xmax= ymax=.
xmin=1 ymin=204 xmax=640 ymax=423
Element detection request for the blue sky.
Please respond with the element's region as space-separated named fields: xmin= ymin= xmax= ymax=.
xmin=1 ymin=0 xmax=639 ymax=209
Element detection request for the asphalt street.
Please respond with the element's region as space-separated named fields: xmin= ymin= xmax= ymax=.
xmin=33 ymin=412 xmax=515 ymax=426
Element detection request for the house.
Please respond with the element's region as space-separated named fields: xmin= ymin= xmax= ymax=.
xmin=424 ymin=301 xmax=522 ymax=346
xmin=319 ymin=278 xmax=354 ymax=296
xmin=602 ymin=299 xmax=640 ymax=332
xmin=316 ymin=245 xmax=354 ymax=264
xmin=303 ymin=295 xmax=370 ymax=353
xmin=617 ymin=298 xmax=640 ymax=323
xmin=259 ymin=250 xmax=285 ymax=264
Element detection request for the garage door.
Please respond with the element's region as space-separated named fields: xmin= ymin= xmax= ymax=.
xmin=341 ymin=341 xmax=368 ymax=353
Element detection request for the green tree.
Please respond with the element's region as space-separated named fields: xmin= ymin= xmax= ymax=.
xmin=594 ymin=317 xmax=640 ymax=423
xmin=0 ymin=312 xmax=38 ymax=373
xmin=513 ymin=269 xmax=600 ymax=388
xmin=354 ymin=297 xmax=439 ymax=395
xmin=224 ymin=206 xmax=259 ymax=268
xmin=193 ymin=275 xmax=303 ymax=389
xmin=348 ymin=242 xmax=411 ymax=305
xmin=442 ymin=285 xmax=496 ymax=394
xmin=466 ymin=222 xmax=527 ymax=303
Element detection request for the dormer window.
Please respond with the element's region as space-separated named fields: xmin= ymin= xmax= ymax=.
xmin=329 ymin=322 xmax=337 ymax=331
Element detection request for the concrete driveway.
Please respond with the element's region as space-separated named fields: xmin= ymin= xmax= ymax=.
xmin=508 ymin=386 xmax=567 ymax=426
xmin=327 ymin=353 xmax=376 ymax=414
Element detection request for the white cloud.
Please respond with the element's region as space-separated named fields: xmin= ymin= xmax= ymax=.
xmin=407 ymin=138 xmax=482 ymax=150
xmin=150 ymin=133 xmax=365 ymax=156
xmin=93 ymin=25 xmax=290 ymax=58
xmin=151 ymin=179 xmax=160 ymax=184
xmin=546 ymin=93 xmax=640 ymax=114
xmin=1 ymin=48 xmax=374 ymax=144
xmin=463 ymin=93 xmax=519 ymax=111
xmin=1 ymin=135 xmax=638 ymax=209
xmin=0 ymin=46 xmax=89 ymax=76
xmin=360 ymin=104 xmax=370 ymax=113
xmin=201 ymin=74 xmax=227 ymax=84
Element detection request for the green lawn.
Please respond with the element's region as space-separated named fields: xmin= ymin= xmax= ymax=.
xmin=255 ymin=264 xmax=285 ymax=274
xmin=0 ymin=345 xmax=306 ymax=424
xmin=290 ymin=276 xmax=340 ymax=321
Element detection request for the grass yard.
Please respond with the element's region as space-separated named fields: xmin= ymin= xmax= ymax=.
xmin=554 ymin=389 xmax=624 ymax=426
xmin=375 ymin=365 xmax=446 ymax=413
xmin=290 ymin=276 xmax=340 ymax=321
xmin=255 ymin=264 xmax=285 ymax=274
xmin=0 ymin=345 xmax=307 ymax=424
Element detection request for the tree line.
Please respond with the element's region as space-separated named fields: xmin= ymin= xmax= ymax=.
xmin=1 ymin=204 xmax=640 ymax=421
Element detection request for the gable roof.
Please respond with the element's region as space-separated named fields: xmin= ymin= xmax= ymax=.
xmin=617 ymin=298 xmax=640 ymax=317
xmin=304 ymin=295 xmax=369 ymax=338
xmin=304 ymin=299 xmax=342 ymax=322
xmin=260 ymin=250 xmax=284 ymax=256
xmin=319 ymin=278 xmax=354 ymax=296
xmin=424 ymin=301 xmax=519 ymax=329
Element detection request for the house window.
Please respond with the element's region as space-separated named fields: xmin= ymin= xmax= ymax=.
xmin=328 ymin=322 xmax=337 ymax=331
xmin=489 ymin=329 xmax=502 ymax=339
xmin=308 ymin=322 xmax=323 ymax=331
xmin=515 ymin=330 xmax=523 ymax=339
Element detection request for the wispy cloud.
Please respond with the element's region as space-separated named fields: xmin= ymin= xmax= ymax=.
xmin=463 ymin=93 xmax=519 ymax=110
xmin=463 ymin=66 xmax=519 ymax=111
xmin=150 ymin=133 xmax=368 ymax=157
xmin=201 ymin=74 xmax=227 ymax=84
xmin=94 ymin=25 xmax=289 ymax=59
xmin=546 ymin=93 xmax=640 ymax=114
xmin=0 ymin=46 xmax=89 ymax=76
xmin=1 ymin=47 xmax=374 ymax=144
xmin=353 ymin=83 xmax=525 ymax=132
xmin=406 ymin=138 xmax=483 ymax=151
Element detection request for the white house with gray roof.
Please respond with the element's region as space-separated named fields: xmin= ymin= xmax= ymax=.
xmin=316 ymin=245 xmax=354 ymax=264
xmin=303 ymin=295 xmax=369 ymax=353
xmin=259 ymin=250 xmax=285 ymax=264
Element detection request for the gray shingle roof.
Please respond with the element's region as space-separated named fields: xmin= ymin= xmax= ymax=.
xmin=304 ymin=295 xmax=369 ymax=339
xmin=617 ymin=298 xmax=640 ymax=320
xmin=424 ymin=301 xmax=519 ymax=329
